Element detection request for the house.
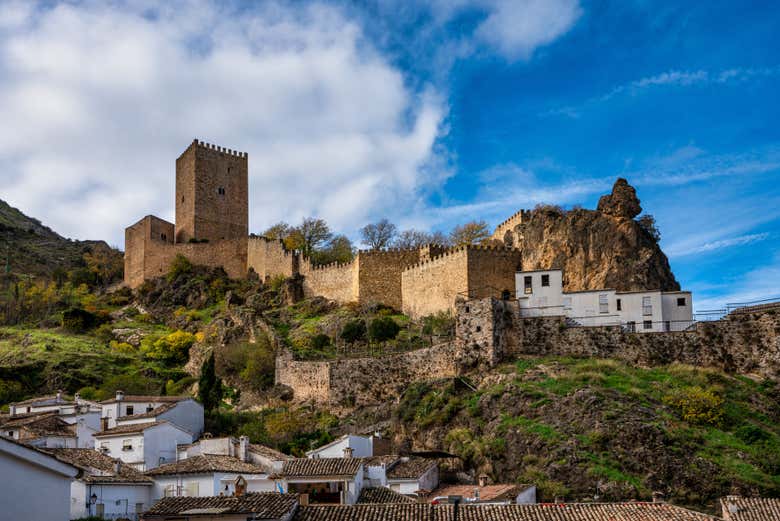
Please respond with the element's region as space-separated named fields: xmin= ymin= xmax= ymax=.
xmin=429 ymin=482 xmax=536 ymax=504
xmin=363 ymin=455 xmax=401 ymax=487
xmin=385 ymin=456 xmax=439 ymax=495
xmin=101 ymin=391 xmax=204 ymax=435
xmin=356 ymin=487 xmax=417 ymax=504
xmin=7 ymin=391 xmax=101 ymax=447
xmin=277 ymin=458 xmax=365 ymax=505
xmin=94 ymin=420 xmax=195 ymax=470
xmin=291 ymin=502 xmax=721 ymax=520
xmin=43 ymin=447 xmax=154 ymax=520
xmin=0 ymin=436 xmax=80 ymax=521
xmin=141 ymin=492 xmax=300 ymax=521
xmin=178 ymin=435 xmax=291 ymax=474
xmin=516 ymin=268 xmax=694 ymax=332
xmin=146 ymin=453 xmax=275 ymax=500
xmin=305 ymin=434 xmax=374 ymax=459
xmin=721 ymin=495 xmax=780 ymax=520
xmin=0 ymin=412 xmax=77 ymax=448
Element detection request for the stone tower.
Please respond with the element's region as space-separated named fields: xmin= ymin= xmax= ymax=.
xmin=175 ymin=139 xmax=248 ymax=243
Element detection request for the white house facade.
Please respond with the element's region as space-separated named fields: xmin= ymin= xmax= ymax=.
xmin=100 ymin=392 xmax=203 ymax=435
xmin=516 ymin=269 xmax=693 ymax=332
xmin=305 ymin=434 xmax=374 ymax=459
xmin=94 ymin=421 xmax=194 ymax=470
xmin=386 ymin=457 xmax=439 ymax=495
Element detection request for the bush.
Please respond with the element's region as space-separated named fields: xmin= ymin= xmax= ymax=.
xmin=61 ymin=307 xmax=106 ymax=333
xmin=735 ymin=424 xmax=771 ymax=445
xmin=310 ymin=333 xmax=331 ymax=350
xmin=143 ymin=330 xmax=196 ymax=365
xmin=663 ymin=386 xmax=724 ymax=425
xmin=422 ymin=311 xmax=455 ymax=337
xmin=109 ymin=340 xmax=136 ymax=353
xmin=637 ymin=214 xmax=661 ymax=242
xmin=368 ymin=316 xmax=401 ymax=342
xmin=167 ymin=254 xmax=193 ymax=282
xmin=340 ymin=319 xmax=367 ymax=343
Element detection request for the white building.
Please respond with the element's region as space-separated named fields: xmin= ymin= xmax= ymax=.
xmin=94 ymin=420 xmax=195 ymax=471
xmin=1 ymin=412 xmax=77 ymax=448
xmin=0 ymin=436 xmax=80 ymax=521
xmin=43 ymin=447 xmax=154 ymax=520
xmin=516 ymin=269 xmax=693 ymax=332
xmin=305 ymin=434 xmax=374 ymax=459
xmin=278 ymin=457 xmax=365 ymax=505
xmin=7 ymin=392 xmax=101 ymax=448
xmin=100 ymin=391 xmax=204 ymax=436
xmin=179 ymin=435 xmax=291 ymax=474
xmin=385 ymin=456 xmax=439 ymax=495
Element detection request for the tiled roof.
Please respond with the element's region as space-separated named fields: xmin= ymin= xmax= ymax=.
xmin=357 ymin=487 xmax=417 ymax=504
xmin=250 ymin=443 xmax=292 ymax=461
xmin=100 ymin=395 xmax=187 ymax=404
xmin=387 ymin=457 xmax=437 ymax=480
xmin=364 ymin=455 xmax=400 ymax=466
xmin=93 ymin=421 xmax=168 ymax=437
xmin=429 ymin=484 xmax=531 ymax=502
xmin=116 ymin=402 xmax=176 ymax=421
xmin=1 ymin=413 xmax=75 ymax=437
xmin=42 ymin=448 xmax=152 ymax=484
xmin=144 ymin=492 xmax=299 ymax=517
xmin=11 ymin=394 xmax=73 ymax=407
xmin=721 ymin=496 xmax=780 ymax=520
xmin=292 ymin=503 xmax=720 ymax=521
xmin=282 ymin=458 xmax=363 ymax=478
xmin=145 ymin=454 xmax=270 ymax=476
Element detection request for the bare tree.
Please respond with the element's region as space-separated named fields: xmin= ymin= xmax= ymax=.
xmin=450 ymin=220 xmax=491 ymax=247
xmin=394 ymin=229 xmax=451 ymax=249
xmin=360 ymin=219 xmax=397 ymax=249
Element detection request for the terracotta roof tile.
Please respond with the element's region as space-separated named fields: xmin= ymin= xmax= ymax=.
xmin=249 ymin=443 xmax=292 ymax=461
xmin=145 ymin=454 xmax=270 ymax=476
xmin=292 ymin=503 xmax=720 ymax=521
xmin=42 ymin=448 xmax=152 ymax=484
xmin=93 ymin=421 xmax=169 ymax=437
xmin=116 ymin=402 xmax=177 ymax=421
xmin=11 ymin=394 xmax=73 ymax=407
xmin=282 ymin=458 xmax=363 ymax=478
xmin=387 ymin=457 xmax=437 ymax=480
xmin=144 ymin=492 xmax=299 ymax=517
xmin=429 ymin=484 xmax=530 ymax=502
xmin=1 ymin=413 xmax=75 ymax=438
xmin=357 ymin=487 xmax=417 ymax=504
xmin=721 ymin=496 xmax=780 ymax=520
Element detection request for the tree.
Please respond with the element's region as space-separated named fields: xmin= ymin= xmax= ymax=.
xmin=311 ymin=235 xmax=354 ymax=265
xmin=450 ymin=220 xmax=491 ymax=247
xmin=296 ymin=217 xmax=332 ymax=257
xmin=83 ymin=244 xmax=123 ymax=286
xmin=263 ymin=222 xmax=293 ymax=241
xmin=198 ymin=352 xmax=224 ymax=412
xmin=360 ymin=219 xmax=397 ymax=249
xmin=394 ymin=229 xmax=451 ymax=249
xmin=637 ymin=214 xmax=661 ymax=242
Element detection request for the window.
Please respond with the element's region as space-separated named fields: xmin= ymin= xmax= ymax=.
xmin=126 ymin=406 xmax=134 ymax=416
xmin=7 ymin=431 xmax=13 ymax=437
xmin=524 ymin=276 xmax=532 ymax=294
xmin=135 ymin=503 xmax=145 ymax=514
xmin=642 ymin=296 xmax=653 ymax=316
xmin=664 ymin=321 xmax=671 ymax=332
xmin=164 ymin=485 xmax=176 ymax=497
xmin=217 ymin=187 xmax=226 ymax=195
xmin=146 ymin=405 xmax=154 ymax=413
xmin=616 ymin=298 xmax=622 ymax=311
xmin=677 ymin=297 xmax=686 ymax=307
xmin=160 ymin=233 xmax=167 ymax=241
xmin=185 ymin=482 xmax=199 ymax=497
xmin=475 ymin=326 xmax=481 ymax=332
xmin=464 ymin=306 xmax=470 ymax=313
xmin=181 ymin=196 xmax=184 ymax=203
xmin=122 ymin=439 xmax=133 ymax=451
xmin=541 ymin=274 xmax=550 ymax=287
xmin=599 ymin=293 xmax=609 ymax=314
xmin=100 ymin=442 xmax=110 ymax=453
xmin=643 ymin=320 xmax=652 ymax=330
xmin=563 ymin=297 xmax=572 ymax=310
xmin=626 ymin=321 xmax=636 ymax=333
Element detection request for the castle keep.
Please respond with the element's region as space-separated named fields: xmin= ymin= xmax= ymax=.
xmin=125 ymin=140 xmax=523 ymax=315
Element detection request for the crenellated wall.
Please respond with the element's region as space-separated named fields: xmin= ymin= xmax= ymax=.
xmin=247 ymin=236 xmax=298 ymax=280
xmin=491 ymin=209 xmax=530 ymax=247
xmin=356 ymin=249 xmax=424 ymax=309
xmin=300 ymin=258 xmax=359 ymax=303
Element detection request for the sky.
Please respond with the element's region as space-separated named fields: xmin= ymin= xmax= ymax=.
xmin=0 ymin=0 xmax=778 ymax=311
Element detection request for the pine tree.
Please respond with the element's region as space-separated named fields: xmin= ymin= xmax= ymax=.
xmin=198 ymin=352 xmax=223 ymax=412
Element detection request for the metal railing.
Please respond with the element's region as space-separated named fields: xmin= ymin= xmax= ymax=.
xmin=726 ymin=296 xmax=780 ymax=314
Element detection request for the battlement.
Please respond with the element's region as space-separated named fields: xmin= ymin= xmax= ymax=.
xmin=494 ymin=209 xmax=530 ymax=230
xmin=357 ymin=247 xmax=421 ymax=256
xmin=190 ymin=138 xmax=248 ymax=158
xmin=404 ymin=243 xmax=521 ymax=271
xmin=307 ymin=258 xmax=357 ymax=271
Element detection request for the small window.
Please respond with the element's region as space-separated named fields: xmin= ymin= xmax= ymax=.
xmin=541 ymin=274 xmax=550 ymax=287
xmin=599 ymin=293 xmax=609 ymax=314
xmin=616 ymin=298 xmax=622 ymax=311
xmin=643 ymin=320 xmax=652 ymax=330
xmin=164 ymin=484 xmax=176 ymax=497
xmin=160 ymin=233 xmax=167 ymax=241
xmin=146 ymin=405 xmax=154 ymax=413
xmin=7 ymin=431 xmax=13 ymax=437
xmin=126 ymin=406 xmax=134 ymax=416
xmin=181 ymin=196 xmax=185 ymax=203
xmin=677 ymin=297 xmax=686 ymax=307
xmin=524 ymin=276 xmax=532 ymax=294
xmin=642 ymin=296 xmax=653 ymax=316
xmin=627 ymin=321 xmax=636 ymax=333
xmin=664 ymin=321 xmax=671 ymax=332
xmin=475 ymin=326 xmax=482 ymax=332
xmin=465 ymin=306 xmax=470 ymax=313
xmin=122 ymin=439 xmax=133 ymax=451
xmin=217 ymin=187 xmax=226 ymax=195
xmin=100 ymin=442 xmax=110 ymax=452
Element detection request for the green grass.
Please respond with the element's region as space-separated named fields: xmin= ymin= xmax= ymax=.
xmin=499 ymin=414 xmax=562 ymax=441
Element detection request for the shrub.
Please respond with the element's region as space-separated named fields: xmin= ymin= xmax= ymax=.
xmin=144 ymin=330 xmax=196 ymax=365
xmin=368 ymin=316 xmax=401 ymax=342
xmin=109 ymin=340 xmax=136 ymax=353
xmin=310 ymin=334 xmax=331 ymax=350
xmin=663 ymin=386 xmax=724 ymax=425
xmin=637 ymin=214 xmax=661 ymax=242
xmin=0 ymin=379 xmax=25 ymax=405
xmin=421 ymin=311 xmax=455 ymax=337
xmin=735 ymin=424 xmax=771 ymax=445
xmin=167 ymin=254 xmax=193 ymax=282
xmin=61 ymin=307 xmax=105 ymax=333
xmin=340 ymin=319 xmax=367 ymax=343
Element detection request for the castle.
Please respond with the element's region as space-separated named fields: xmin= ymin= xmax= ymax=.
xmin=124 ymin=140 xmax=523 ymax=317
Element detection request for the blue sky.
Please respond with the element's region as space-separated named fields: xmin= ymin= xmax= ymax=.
xmin=0 ymin=1 xmax=778 ymax=310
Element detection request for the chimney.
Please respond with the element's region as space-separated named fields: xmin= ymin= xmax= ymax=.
xmin=652 ymin=491 xmax=665 ymax=504
xmin=239 ymin=435 xmax=249 ymax=463
xmin=478 ymin=474 xmax=488 ymax=487
xmin=114 ymin=460 xmax=121 ymax=474
xmin=115 ymin=390 xmax=124 ymax=402
xmin=56 ymin=390 xmax=63 ymax=402
xmin=343 ymin=447 xmax=354 ymax=458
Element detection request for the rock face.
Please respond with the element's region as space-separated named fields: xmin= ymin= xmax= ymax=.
xmin=508 ymin=179 xmax=679 ymax=292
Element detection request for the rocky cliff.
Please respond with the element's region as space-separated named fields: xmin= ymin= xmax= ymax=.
xmin=503 ymin=179 xmax=679 ymax=291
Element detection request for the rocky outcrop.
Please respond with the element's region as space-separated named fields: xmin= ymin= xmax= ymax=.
xmin=508 ymin=178 xmax=679 ymax=291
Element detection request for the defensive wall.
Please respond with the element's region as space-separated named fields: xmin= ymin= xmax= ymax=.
xmin=456 ymin=297 xmax=780 ymax=379
xmin=401 ymin=245 xmax=523 ymax=319
xmin=491 ymin=209 xmax=530 ymax=246
xmin=247 ymin=236 xmax=298 ymax=280
xmin=300 ymin=258 xmax=359 ymax=303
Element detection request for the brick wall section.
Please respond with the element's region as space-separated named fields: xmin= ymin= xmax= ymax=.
xmin=300 ymin=258 xmax=359 ymax=302
xmin=458 ymin=297 xmax=780 ymax=378
xmin=401 ymin=248 xmax=469 ymax=319
xmin=357 ymin=249 xmax=422 ymax=310
xmin=247 ymin=236 xmax=297 ymax=281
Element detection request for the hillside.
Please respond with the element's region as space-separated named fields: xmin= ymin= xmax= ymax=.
xmin=0 ymin=198 xmax=120 ymax=278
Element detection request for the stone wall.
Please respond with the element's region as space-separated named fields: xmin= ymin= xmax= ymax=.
xmin=300 ymin=259 xmax=359 ymax=303
xmin=357 ymin=249 xmax=422 ymax=310
xmin=401 ymin=248 xmax=469 ymax=319
xmin=274 ymin=343 xmax=460 ymax=406
xmin=491 ymin=209 xmax=530 ymax=247
xmin=247 ymin=236 xmax=297 ymax=281
xmin=466 ymin=246 xmax=523 ymax=299
xmin=458 ymin=297 xmax=780 ymax=379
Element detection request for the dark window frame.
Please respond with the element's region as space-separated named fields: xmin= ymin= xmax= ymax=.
xmin=541 ymin=274 xmax=550 ymax=287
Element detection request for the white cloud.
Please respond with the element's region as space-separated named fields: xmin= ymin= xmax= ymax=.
xmin=670 ymin=233 xmax=771 ymax=257
xmin=0 ymin=1 xmax=446 ymax=246
xmin=692 ymin=256 xmax=780 ymax=312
